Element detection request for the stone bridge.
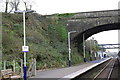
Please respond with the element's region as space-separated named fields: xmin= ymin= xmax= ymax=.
xmin=66 ymin=9 xmax=120 ymax=45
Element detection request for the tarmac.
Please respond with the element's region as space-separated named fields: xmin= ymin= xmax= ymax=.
xmin=30 ymin=58 xmax=110 ymax=80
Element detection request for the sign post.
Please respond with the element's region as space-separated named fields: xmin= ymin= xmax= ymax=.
xmin=14 ymin=10 xmax=35 ymax=80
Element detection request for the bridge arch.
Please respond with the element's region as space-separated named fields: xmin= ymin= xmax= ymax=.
xmin=73 ymin=23 xmax=120 ymax=45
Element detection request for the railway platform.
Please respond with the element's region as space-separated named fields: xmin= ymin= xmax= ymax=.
xmin=30 ymin=58 xmax=111 ymax=80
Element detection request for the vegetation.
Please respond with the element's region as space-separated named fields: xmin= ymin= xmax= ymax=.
xmin=85 ymin=38 xmax=99 ymax=60
xmin=85 ymin=38 xmax=99 ymax=53
xmin=2 ymin=12 xmax=84 ymax=70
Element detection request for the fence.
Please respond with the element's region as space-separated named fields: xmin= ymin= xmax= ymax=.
xmin=0 ymin=58 xmax=36 ymax=78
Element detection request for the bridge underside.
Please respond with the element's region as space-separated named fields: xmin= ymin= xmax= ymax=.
xmin=73 ymin=23 xmax=120 ymax=46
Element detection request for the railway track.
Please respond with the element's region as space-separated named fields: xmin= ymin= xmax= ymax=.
xmin=73 ymin=58 xmax=119 ymax=80
xmin=93 ymin=59 xmax=115 ymax=80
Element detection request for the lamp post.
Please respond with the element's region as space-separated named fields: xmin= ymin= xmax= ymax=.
xmin=92 ymin=37 xmax=96 ymax=60
xmin=90 ymin=38 xmax=92 ymax=61
xmin=83 ymin=33 xmax=86 ymax=62
xmin=14 ymin=10 xmax=35 ymax=80
xmin=68 ymin=31 xmax=76 ymax=67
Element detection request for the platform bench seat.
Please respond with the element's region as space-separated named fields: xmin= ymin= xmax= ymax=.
xmin=1 ymin=69 xmax=21 ymax=79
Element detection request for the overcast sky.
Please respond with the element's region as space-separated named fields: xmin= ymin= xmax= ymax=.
xmin=1 ymin=0 xmax=120 ymax=52
xmin=32 ymin=0 xmax=119 ymax=15
xmin=1 ymin=0 xmax=119 ymax=14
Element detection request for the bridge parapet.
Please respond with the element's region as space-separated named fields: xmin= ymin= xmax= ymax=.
xmin=66 ymin=10 xmax=120 ymax=44
xmin=71 ymin=10 xmax=120 ymax=19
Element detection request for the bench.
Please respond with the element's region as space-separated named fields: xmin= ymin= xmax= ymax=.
xmin=1 ymin=69 xmax=21 ymax=79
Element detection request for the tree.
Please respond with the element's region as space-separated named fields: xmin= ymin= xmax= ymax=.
xmin=85 ymin=39 xmax=99 ymax=53
xmin=5 ymin=0 xmax=9 ymax=13
xmin=4 ymin=0 xmax=35 ymax=13
xmin=6 ymin=0 xmax=20 ymax=13
xmin=22 ymin=0 xmax=33 ymax=11
xmin=8 ymin=1 xmax=14 ymax=13
xmin=10 ymin=0 xmax=20 ymax=11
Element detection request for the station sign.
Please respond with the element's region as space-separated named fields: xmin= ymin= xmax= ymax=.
xmin=22 ymin=46 xmax=29 ymax=52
